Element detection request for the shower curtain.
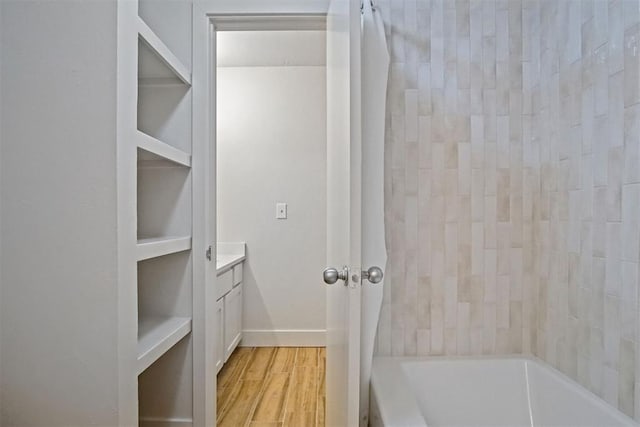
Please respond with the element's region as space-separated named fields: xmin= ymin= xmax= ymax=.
xmin=360 ymin=1 xmax=389 ymax=425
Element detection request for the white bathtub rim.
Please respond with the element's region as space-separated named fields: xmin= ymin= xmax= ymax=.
xmin=371 ymin=355 xmax=638 ymax=427
xmin=523 ymin=356 xmax=636 ymax=426
xmin=371 ymin=357 xmax=427 ymax=427
xmin=372 ymin=355 xmax=533 ymax=427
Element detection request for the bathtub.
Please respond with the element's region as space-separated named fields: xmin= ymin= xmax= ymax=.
xmin=370 ymin=357 xmax=638 ymax=427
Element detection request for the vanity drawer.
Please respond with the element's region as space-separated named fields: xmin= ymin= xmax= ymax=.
xmin=232 ymin=263 xmax=243 ymax=287
xmin=217 ymin=269 xmax=233 ymax=300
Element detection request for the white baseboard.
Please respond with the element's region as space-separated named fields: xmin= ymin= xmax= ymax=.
xmin=241 ymin=329 xmax=326 ymax=347
xmin=139 ymin=417 xmax=192 ymax=427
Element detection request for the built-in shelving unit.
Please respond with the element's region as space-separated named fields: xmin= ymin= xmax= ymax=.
xmin=137 ymin=130 xmax=191 ymax=167
xmin=132 ymin=2 xmax=196 ymax=425
xmin=137 ymin=316 xmax=192 ymax=375
xmin=137 ymin=17 xmax=191 ymax=85
xmin=136 ymin=236 xmax=191 ymax=261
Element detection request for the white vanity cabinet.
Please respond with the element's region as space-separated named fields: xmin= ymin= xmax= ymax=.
xmin=215 ymin=298 xmax=225 ymax=373
xmin=215 ymin=244 xmax=245 ymax=373
xmin=217 ymin=269 xmax=233 ymax=301
xmin=224 ymin=283 xmax=243 ymax=361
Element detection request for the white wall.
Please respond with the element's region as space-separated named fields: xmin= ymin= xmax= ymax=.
xmin=0 ymin=1 xmax=120 ymax=424
xmin=217 ymin=32 xmax=327 ymax=346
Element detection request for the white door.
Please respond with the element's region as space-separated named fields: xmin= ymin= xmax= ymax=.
xmin=325 ymin=0 xmax=362 ymax=425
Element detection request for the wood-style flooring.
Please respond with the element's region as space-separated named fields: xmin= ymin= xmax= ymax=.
xmin=217 ymin=347 xmax=326 ymax=427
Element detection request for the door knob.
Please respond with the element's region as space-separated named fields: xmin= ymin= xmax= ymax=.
xmin=362 ymin=266 xmax=384 ymax=284
xmin=323 ymin=266 xmax=348 ymax=285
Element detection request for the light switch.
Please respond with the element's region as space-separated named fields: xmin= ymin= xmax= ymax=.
xmin=276 ymin=202 xmax=288 ymax=219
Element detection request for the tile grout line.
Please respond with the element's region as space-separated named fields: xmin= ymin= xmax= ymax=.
xmin=217 ymin=350 xmax=242 ymax=422
xmin=228 ymin=348 xmax=257 ymax=426
xmin=321 ymin=347 xmax=324 ymax=426
xmin=218 ymin=347 xmax=326 ymax=426
xmin=219 ymin=348 xmax=255 ymax=423
xmin=244 ymin=347 xmax=278 ymax=427
xmin=280 ymin=347 xmax=299 ymax=424
xmin=315 ymin=347 xmax=320 ymax=427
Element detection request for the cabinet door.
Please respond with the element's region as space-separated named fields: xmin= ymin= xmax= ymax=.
xmin=223 ymin=284 xmax=242 ymax=361
xmin=232 ymin=263 xmax=243 ymax=286
xmin=215 ymin=298 xmax=224 ymax=374
xmin=217 ymin=269 xmax=233 ymax=300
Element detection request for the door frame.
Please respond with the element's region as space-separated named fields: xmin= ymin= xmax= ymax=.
xmin=192 ymin=3 xmax=330 ymax=425
xmin=325 ymin=0 xmax=363 ymax=424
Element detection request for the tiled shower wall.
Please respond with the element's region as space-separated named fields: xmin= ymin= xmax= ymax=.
xmin=531 ymin=0 xmax=640 ymax=418
xmin=376 ymin=0 xmax=533 ymax=356
xmin=375 ymin=0 xmax=640 ymax=420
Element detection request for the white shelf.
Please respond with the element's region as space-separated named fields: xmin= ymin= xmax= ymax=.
xmin=137 ymin=130 xmax=191 ymax=167
xmin=137 ymin=17 xmax=191 ymax=86
xmin=137 ymin=316 xmax=191 ymax=375
xmin=137 ymin=236 xmax=191 ymax=261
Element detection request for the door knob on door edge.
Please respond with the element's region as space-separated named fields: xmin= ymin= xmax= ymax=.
xmin=362 ymin=266 xmax=384 ymax=284
xmin=323 ymin=266 xmax=349 ymax=285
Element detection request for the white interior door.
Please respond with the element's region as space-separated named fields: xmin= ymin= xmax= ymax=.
xmin=325 ymin=0 xmax=362 ymax=426
xmin=192 ymin=4 xmax=216 ymax=425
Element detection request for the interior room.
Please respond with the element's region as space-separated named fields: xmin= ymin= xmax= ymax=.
xmin=214 ymin=29 xmax=327 ymax=426
xmin=216 ymin=29 xmax=327 ymax=348
xmin=1 ymin=0 xmax=640 ymax=426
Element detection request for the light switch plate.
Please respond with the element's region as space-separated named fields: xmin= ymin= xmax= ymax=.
xmin=276 ymin=202 xmax=287 ymax=219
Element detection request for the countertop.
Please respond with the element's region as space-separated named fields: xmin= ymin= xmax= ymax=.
xmin=216 ymin=242 xmax=246 ymax=275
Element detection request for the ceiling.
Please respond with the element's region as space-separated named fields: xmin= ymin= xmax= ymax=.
xmin=216 ymin=30 xmax=326 ymax=67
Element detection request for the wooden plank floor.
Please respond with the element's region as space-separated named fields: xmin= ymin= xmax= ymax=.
xmin=217 ymin=347 xmax=326 ymax=427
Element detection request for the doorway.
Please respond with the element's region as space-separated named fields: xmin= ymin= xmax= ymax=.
xmin=212 ymin=19 xmax=328 ymax=427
